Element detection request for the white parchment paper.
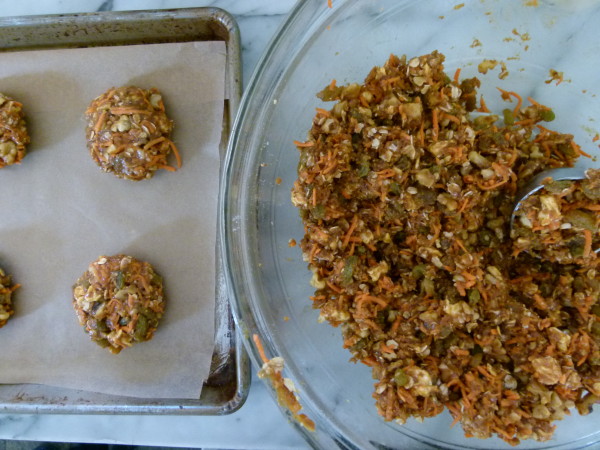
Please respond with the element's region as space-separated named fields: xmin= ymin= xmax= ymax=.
xmin=0 ymin=41 xmax=226 ymax=399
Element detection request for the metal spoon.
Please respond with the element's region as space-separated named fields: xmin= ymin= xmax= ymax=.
xmin=510 ymin=166 xmax=599 ymax=254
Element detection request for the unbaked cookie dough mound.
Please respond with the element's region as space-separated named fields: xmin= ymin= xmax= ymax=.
xmin=72 ymin=254 xmax=165 ymax=354
xmin=0 ymin=267 xmax=19 ymax=328
xmin=85 ymin=86 xmax=180 ymax=180
xmin=0 ymin=93 xmax=29 ymax=168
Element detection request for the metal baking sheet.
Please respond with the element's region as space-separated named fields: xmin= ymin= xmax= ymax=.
xmin=0 ymin=7 xmax=249 ymax=415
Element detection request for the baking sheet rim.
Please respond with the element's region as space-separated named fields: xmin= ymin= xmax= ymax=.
xmin=0 ymin=6 xmax=249 ymax=415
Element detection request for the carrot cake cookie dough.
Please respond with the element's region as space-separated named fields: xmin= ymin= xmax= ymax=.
xmin=72 ymin=254 xmax=165 ymax=354
xmin=85 ymin=86 xmax=181 ymax=180
xmin=0 ymin=93 xmax=29 ymax=168
xmin=292 ymin=51 xmax=600 ymax=444
xmin=0 ymin=266 xmax=19 ymax=328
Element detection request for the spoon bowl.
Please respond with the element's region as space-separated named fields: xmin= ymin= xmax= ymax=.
xmin=510 ymin=167 xmax=588 ymax=229
xmin=510 ymin=166 xmax=599 ymax=254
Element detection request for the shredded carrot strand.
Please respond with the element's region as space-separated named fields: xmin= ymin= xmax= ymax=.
xmin=253 ymin=333 xmax=269 ymax=364
xmin=294 ymin=140 xmax=315 ymax=148
xmin=506 ymin=147 xmax=519 ymax=166
xmin=326 ymin=281 xmax=343 ymax=294
xmin=447 ymin=403 xmax=462 ymax=428
xmin=390 ymin=316 xmax=402 ymax=333
xmin=527 ymin=96 xmax=551 ymax=110
xmin=570 ymin=140 xmax=592 ymax=158
xmin=512 ymin=91 xmax=523 ymax=116
xmin=379 ymin=342 xmax=394 ymax=353
xmin=497 ymin=87 xmax=511 ymax=102
xmin=356 ymin=294 xmax=388 ymax=309
xmin=453 ymin=348 xmax=470 ymax=356
xmin=169 ymin=140 xmax=182 ymax=168
xmin=477 ymin=177 xmax=509 ymax=190
xmin=496 ymin=88 xmax=523 ymax=116
xmin=442 ymin=112 xmax=461 ymax=125
xmin=478 ymin=95 xmax=491 ymax=113
xmin=94 ymin=110 xmax=107 ymax=134
xmin=376 ymin=168 xmax=396 ymax=178
xmin=144 ymin=136 xmax=166 ymax=150
xmin=342 ymin=215 xmax=359 ymax=248
xmin=453 ymin=68 xmax=461 ymax=84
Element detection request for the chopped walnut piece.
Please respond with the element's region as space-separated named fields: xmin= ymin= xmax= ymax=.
xmin=532 ymin=356 xmax=562 ymax=385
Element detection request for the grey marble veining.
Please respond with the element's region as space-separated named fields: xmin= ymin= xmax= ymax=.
xmin=0 ymin=0 xmax=307 ymax=449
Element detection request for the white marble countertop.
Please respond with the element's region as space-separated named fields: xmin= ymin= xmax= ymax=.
xmin=0 ymin=0 xmax=309 ymax=448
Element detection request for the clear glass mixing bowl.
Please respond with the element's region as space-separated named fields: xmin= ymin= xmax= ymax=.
xmin=220 ymin=0 xmax=600 ymax=448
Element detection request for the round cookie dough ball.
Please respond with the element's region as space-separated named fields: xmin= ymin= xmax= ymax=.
xmin=0 ymin=93 xmax=29 ymax=168
xmin=85 ymin=86 xmax=180 ymax=181
xmin=72 ymin=254 xmax=165 ymax=354
xmin=0 ymin=267 xmax=19 ymax=328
